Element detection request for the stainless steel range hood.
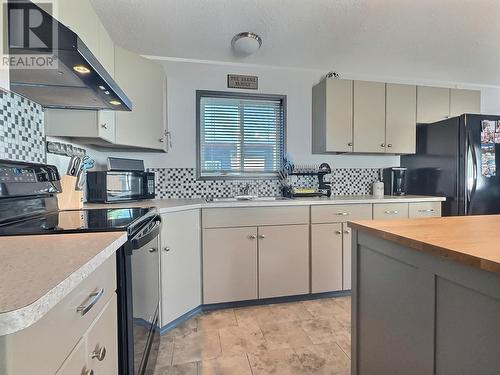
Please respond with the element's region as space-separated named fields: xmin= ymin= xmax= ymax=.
xmin=8 ymin=1 xmax=132 ymax=111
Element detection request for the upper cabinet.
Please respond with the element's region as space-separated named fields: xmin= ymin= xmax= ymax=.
xmin=312 ymin=78 xmax=353 ymax=153
xmin=386 ymin=83 xmax=417 ymax=154
xmin=353 ymin=80 xmax=386 ymax=153
xmin=416 ymin=86 xmax=450 ymax=123
xmin=313 ymin=78 xmax=482 ymax=154
xmin=417 ymin=86 xmax=481 ymax=123
xmin=450 ymin=88 xmax=481 ymax=117
xmin=114 ymin=46 xmax=167 ymax=151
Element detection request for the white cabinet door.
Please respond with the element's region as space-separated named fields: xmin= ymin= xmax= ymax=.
xmin=386 ymin=83 xmax=417 ymax=154
xmin=85 ymin=296 xmax=118 ymax=375
xmin=342 ymin=223 xmax=352 ymax=290
xmin=114 ymin=46 xmax=167 ymax=151
xmin=161 ymin=210 xmax=201 ymax=325
xmin=417 ymin=86 xmax=450 ymax=123
xmin=97 ymin=110 xmax=116 ymax=143
xmin=353 ymin=80 xmax=386 ymax=153
xmin=311 ymin=223 xmax=343 ymax=293
xmin=258 ymin=225 xmax=309 ymax=298
xmin=450 ymin=88 xmax=481 ymax=117
xmin=203 ymin=227 xmax=258 ymax=304
xmin=312 ymin=78 xmax=353 ymax=153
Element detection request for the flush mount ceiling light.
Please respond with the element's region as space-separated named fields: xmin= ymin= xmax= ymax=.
xmin=231 ymin=32 xmax=262 ymax=56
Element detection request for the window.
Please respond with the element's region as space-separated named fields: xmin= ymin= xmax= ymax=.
xmin=197 ymin=90 xmax=286 ymax=179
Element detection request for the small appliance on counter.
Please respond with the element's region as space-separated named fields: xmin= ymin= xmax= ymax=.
xmin=87 ymin=158 xmax=155 ymax=203
xmin=383 ymin=167 xmax=407 ymax=196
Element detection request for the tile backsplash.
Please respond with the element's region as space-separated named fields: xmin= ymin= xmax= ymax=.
xmin=0 ymin=91 xmax=45 ymax=163
xmin=149 ymin=168 xmax=380 ymax=199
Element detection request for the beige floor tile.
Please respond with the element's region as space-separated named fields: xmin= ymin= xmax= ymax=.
xmin=165 ymin=319 xmax=199 ymax=340
xmin=247 ymin=348 xmax=296 ymax=375
xmin=219 ymin=325 xmax=268 ymax=355
xmin=333 ymin=330 xmax=351 ymax=358
xmin=155 ymin=362 xmax=199 ymax=375
xmin=156 ymin=337 xmax=175 ymax=367
xmin=268 ymin=302 xmax=314 ymax=322
xmin=197 ymin=309 xmax=237 ymax=331
xmin=333 ymin=296 xmax=351 ymax=313
xmin=198 ymin=354 xmax=252 ymax=375
xmin=290 ymin=343 xmax=350 ymax=375
xmin=299 ymin=318 xmax=346 ymax=345
xmin=234 ymin=305 xmax=274 ymax=327
xmin=333 ymin=312 xmax=351 ymax=329
xmin=259 ymin=321 xmax=313 ymax=350
xmin=172 ymin=330 xmax=222 ymax=365
xmin=301 ymin=298 xmax=348 ymax=320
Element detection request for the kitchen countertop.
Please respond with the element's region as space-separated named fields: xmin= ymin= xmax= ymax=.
xmin=84 ymin=195 xmax=445 ymax=213
xmin=349 ymin=215 xmax=500 ymax=276
xmin=0 ymin=232 xmax=127 ymax=336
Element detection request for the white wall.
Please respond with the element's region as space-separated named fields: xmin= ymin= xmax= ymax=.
xmin=103 ymin=59 xmax=500 ymax=170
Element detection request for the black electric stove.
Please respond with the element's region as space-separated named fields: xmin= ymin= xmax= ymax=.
xmin=0 ymin=159 xmax=160 ymax=375
xmin=0 ymin=207 xmax=155 ymax=236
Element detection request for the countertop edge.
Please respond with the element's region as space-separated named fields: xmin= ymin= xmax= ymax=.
xmin=348 ymin=221 xmax=500 ymax=276
xmin=0 ymin=233 xmax=127 ymax=336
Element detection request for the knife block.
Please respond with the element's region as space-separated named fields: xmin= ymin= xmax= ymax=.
xmin=56 ymin=175 xmax=84 ymax=210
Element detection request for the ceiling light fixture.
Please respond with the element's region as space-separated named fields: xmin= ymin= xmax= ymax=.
xmin=231 ymin=32 xmax=262 ymax=56
xmin=72 ymin=65 xmax=91 ymax=74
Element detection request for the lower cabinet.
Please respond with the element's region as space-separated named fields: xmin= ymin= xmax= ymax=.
xmin=311 ymin=223 xmax=343 ymax=293
xmin=203 ymin=227 xmax=258 ymax=304
xmin=259 ymin=224 xmax=310 ymax=298
xmin=160 ymin=210 xmax=202 ymax=325
xmin=203 ymin=224 xmax=310 ymax=303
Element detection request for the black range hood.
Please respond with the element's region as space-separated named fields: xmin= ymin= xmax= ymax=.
xmin=7 ymin=0 xmax=132 ymax=111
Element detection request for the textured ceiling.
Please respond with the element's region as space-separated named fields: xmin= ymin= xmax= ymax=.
xmin=90 ymin=0 xmax=500 ymax=85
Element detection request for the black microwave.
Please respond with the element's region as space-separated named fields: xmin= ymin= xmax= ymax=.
xmin=86 ymin=171 xmax=155 ymax=203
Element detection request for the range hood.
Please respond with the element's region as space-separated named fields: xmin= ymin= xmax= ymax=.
xmin=7 ymin=1 xmax=132 ymax=111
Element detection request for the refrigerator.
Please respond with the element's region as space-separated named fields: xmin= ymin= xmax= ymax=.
xmin=401 ymin=114 xmax=500 ymax=216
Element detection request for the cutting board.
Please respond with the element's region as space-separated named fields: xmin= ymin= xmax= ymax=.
xmin=56 ymin=175 xmax=84 ymax=210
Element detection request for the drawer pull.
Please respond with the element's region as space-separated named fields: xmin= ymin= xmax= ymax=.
xmin=84 ymin=370 xmax=94 ymax=375
xmin=336 ymin=212 xmax=349 ymax=216
xmin=418 ymin=209 xmax=435 ymax=213
xmin=90 ymin=346 xmax=107 ymax=361
xmin=77 ymin=288 xmax=104 ymax=316
xmin=335 ymin=230 xmax=342 ymax=234
xmin=384 ymin=210 xmax=399 ymax=214
xmin=248 ymin=235 xmax=256 ymax=240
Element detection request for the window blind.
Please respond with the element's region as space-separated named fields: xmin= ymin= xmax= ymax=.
xmin=198 ymin=94 xmax=285 ymax=177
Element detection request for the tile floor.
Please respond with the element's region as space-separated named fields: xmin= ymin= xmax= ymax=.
xmin=154 ymin=296 xmax=351 ymax=375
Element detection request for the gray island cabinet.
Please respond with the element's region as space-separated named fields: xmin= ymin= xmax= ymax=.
xmin=349 ymin=215 xmax=500 ymax=375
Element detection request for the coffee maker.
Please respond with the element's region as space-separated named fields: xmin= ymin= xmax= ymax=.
xmin=383 ymin=167 xmax=407 ymax=196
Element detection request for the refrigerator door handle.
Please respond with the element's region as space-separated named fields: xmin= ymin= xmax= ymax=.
xmin=466 ymin=135 xmax=478 ymax=211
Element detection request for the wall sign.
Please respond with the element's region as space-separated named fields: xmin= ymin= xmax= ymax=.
xmin=227 ymin=74 xmax=258 ymax=90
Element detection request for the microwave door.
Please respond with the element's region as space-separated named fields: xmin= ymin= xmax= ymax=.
xmin=107 ymin=173 xmax=144 ymax=201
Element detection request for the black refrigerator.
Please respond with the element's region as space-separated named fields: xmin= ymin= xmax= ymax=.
xmin=401 ymin=114 xmax=500 ymax=216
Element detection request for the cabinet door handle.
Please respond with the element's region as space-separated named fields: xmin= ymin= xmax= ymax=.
xmin=159 ymin=137 xmax=165 ymax=143
xmin=335 ymin=230 xmax=342 ymax=234
xmin=84 ymin=370 xmax=94 ymax=375
xmin=76 ymin=288 xmax=104 ymax=316
xmin=149 ymin=248 xmax=157 ymax=253
xmin=381 ymin=143 xmax=385 ymax=147
xmin=384 ymin=210 xmax=399 ymax=214
xmin=387 ymin=144 xmax=393 ymax=148
xmin=336 ymin=212 xmax=349 ymax=216
xmin=418 ymin=209 xmax=435 ymax=213
xmin=344 ymin=230 xmax=350 ymax=234
xmin=258 ymin=235 xmax=265 ymax=239
xmin=101 ymin=123 xmax=108 ymax=129
xmin=248 ymin=235 xmax=256 ymax=240
xmin=347 ymin=142 xmax=353 ymax=147
xmin=163 ymin=247 xmax=171 ymax=252
xmin=90 ymin=346 xmax=106 ymax=361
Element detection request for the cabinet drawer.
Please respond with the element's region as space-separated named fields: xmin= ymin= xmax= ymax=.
xmin=409 ymin=202 xmax=442 ymax=218
xmin=4 ymin=256 xmax=116 ymax=375
xmin=311 ymin=204 xmax=372 ymax=223
xmin=373 ymin=203 xmax=409 ymax=220
xmin=202 ymin=206 xmax=309 ymax=228
xmin=55 ymin=338 xmax=88 ymax=375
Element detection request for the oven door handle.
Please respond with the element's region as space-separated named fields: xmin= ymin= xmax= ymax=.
xmin=130 ymin=216 xmax=161 ymax=250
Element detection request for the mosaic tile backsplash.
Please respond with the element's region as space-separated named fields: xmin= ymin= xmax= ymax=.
xmin=0 ymin=91 xmax=45 ymax=163
xmin=149 ymin=168 xmax=380 ymax=199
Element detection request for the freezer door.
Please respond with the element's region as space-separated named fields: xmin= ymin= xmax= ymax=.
xmin=464 ymin=114 xmax=500 ymax=215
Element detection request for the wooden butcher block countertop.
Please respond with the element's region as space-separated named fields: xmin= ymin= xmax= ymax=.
xmin=349 ymin=215 xmax=500 ymax=276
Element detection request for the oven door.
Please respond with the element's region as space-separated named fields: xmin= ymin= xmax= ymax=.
xmin=106 ymin=172 xmax=148 ymax=202
xmin=118 ymin=216 xmax=161 ymax=375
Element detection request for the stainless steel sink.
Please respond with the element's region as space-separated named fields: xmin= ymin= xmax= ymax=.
xmin=206 ymin=196 xmax=289 ymax=203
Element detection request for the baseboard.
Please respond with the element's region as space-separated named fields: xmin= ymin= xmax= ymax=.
xmin=159 ymin=290 xmax=351 ymax=335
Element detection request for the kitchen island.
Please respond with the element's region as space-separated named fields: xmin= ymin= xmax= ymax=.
xmin=349 ymin=215 xmax=500 ymax=375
